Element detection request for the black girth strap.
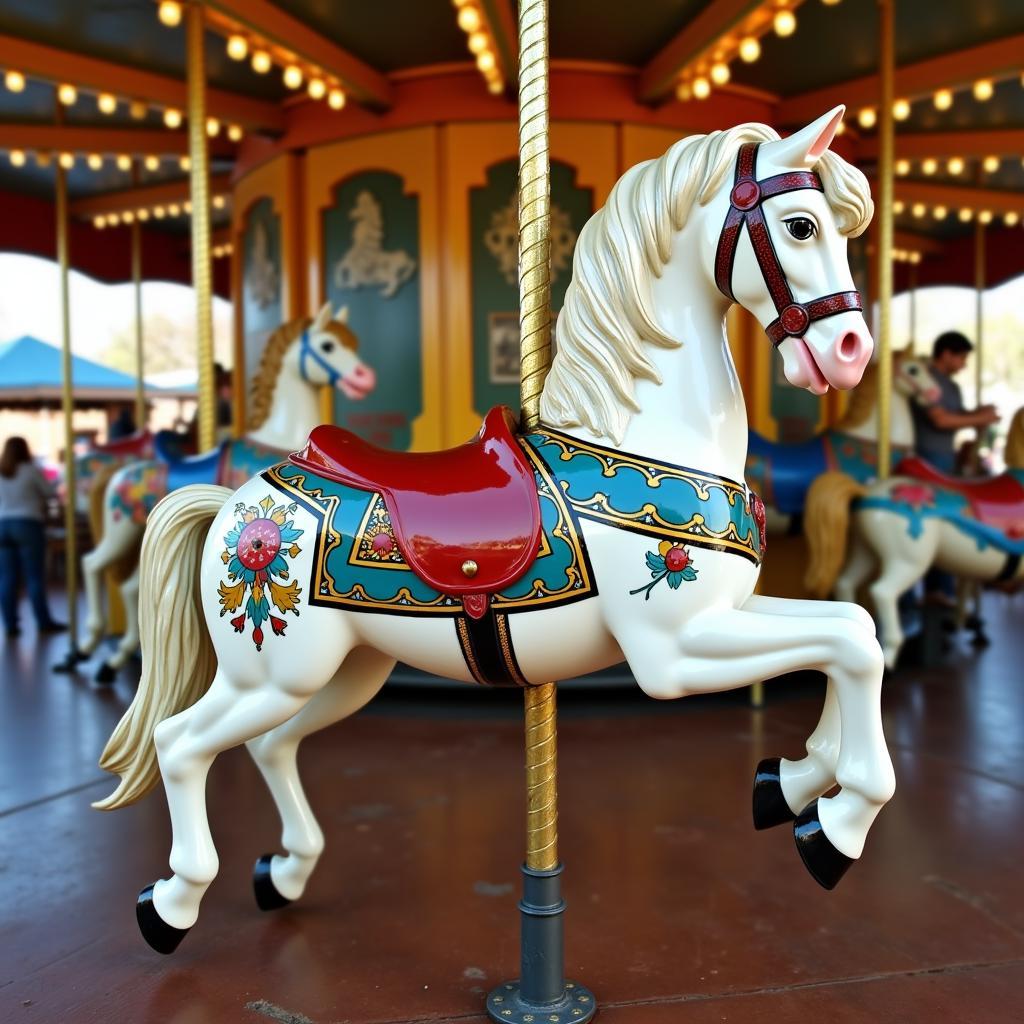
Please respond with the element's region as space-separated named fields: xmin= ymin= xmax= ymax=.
xmin=455 ymin=610 xmax=530 ymax=687
xmin=995 ymin=553 xmax=1021 ymax=584
xmin=714 ymin=142 xmax=862 ymax=347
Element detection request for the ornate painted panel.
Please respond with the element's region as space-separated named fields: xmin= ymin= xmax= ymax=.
xmin=469 ymin=159 xmax=592 ymax=414
xmin=322 ymin=171 xmax=422 ymax=451
xmin=241 ymin=197 xmax=283 ymax=408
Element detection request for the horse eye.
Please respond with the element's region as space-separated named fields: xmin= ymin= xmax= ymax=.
xmin=320 ymin=340 xmax=335 ymax=353
xmin=908 ymin=366 xmax=918 ymax=374
xmin=785 ymin=217 xmax=816 ymax=241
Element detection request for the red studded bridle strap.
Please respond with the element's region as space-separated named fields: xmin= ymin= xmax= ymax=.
xmin=714 ymin=142 xmax=862 ymax=347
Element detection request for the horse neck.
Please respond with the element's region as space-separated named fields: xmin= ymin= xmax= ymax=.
xmin=246 ymin=357 xmax=323 ymax=451
xmin=841 ymin=386 xmax=914 ymax=447
xmin=563 ymin=271 xmax=748 ymax=481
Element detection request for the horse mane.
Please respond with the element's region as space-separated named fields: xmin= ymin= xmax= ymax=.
xmin=540 ymin=125 xmax=875 ymax=443
xmin=248 ymin=316 xmax=309 ymax=430
xmin=1005 ymin=408 xmax=1024 ymax=469
xmin=836 ymin=350 xmax=912 ymax=431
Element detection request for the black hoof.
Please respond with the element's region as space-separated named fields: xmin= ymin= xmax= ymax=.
xmin=253 ymin=854 xmax=291 ymax=912
xmin=752 ymin=757 xmax=796 ymax=830
xmin=136 ymin=884 xmax=190 ymax=954
xmin=95 ymin=661 xmax=116 ymax=684
xmin=793 ymin=800 xmax=854 ymax=890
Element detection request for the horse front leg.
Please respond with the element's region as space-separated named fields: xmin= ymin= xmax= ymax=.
xmin=615 ymin=599 xmax=894 ymax=889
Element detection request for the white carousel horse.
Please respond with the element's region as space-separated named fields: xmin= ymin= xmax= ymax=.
xmin=96 ymin=108 xmax=897 ymax=955
xmin=746 ymin=352 xmax=940 ymax=530
xmin=805 ymin=407 xmax=1024 ymax=669
xmin=80 ymin=303 xmax=376 ymax=681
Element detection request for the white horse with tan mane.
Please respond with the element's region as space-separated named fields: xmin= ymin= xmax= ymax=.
xmin=79 ymin=304 xmax=376 ymax=681
xmin=805 ymin=407 xmax=1024 ymax=669
xmin=96 ymin=109 xmax=897 ymax=956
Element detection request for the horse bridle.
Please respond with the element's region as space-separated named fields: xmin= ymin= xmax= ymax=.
xmin=298 ymin=328 xmax=344 ymax=388
xmin=714 ymin=142 xmax=862 ymax=347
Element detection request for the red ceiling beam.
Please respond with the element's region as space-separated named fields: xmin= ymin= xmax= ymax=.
xmin=0 ymin=123 xmax=236 ymax=157
xmin=777 ymin=34 xmax=1024 ymax=126
xmin=893 ymin=229 xmax=944 ymax=255
xmin=203 ymin=0 xmax=391 ymax=109
xmin=69 ymin=175 xmax=233 ymax=218
xmin=0 ymin=33 xmax=284 ymax=133
xmin=859 ymin=129 xmax=1024 ymax=160
xmin=894 ymin=181 xmax=1024 ymax=216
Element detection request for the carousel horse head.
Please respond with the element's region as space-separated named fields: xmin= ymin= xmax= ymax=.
xmin=544 ymin=105 xmax=873 ymax=442
xmin=248 ymin=303 xmax=377 ymax=428
xmin=893 ymin=351 xmax=942 ymax=406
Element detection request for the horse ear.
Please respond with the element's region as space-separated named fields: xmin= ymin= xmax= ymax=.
xmin=770 ymin=105 xmax=845 ymax=169
xmin=313 ymin=301 xmax=332 ymax=331
xmin=335 ymin=305 xmax=349 ymax=324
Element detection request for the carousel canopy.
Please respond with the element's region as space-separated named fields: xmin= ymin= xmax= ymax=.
xmin=0 ymin=1 xmax=1021 ymax=290
xmin=0 ymin=334 xmax=193 ymax=404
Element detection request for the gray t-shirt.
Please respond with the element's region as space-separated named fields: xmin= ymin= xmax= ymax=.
xmin=912 ymin=367 xmax=964 ymax=473
xmin=0 ymin=462 xmax=53 ymax=521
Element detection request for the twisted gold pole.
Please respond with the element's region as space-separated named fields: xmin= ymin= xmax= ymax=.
xmin=187 ymin=0 xmax=216 ymax=452
xmin=56 ymin=163 xmax=77 ymax=646
xmin=132 ymin=217 xmax=146 ymax=431
xmin=518 ymin=0 xmax=558 ymax=875
xmin=875 ymin=0 xmax=894 ymax=479
xmin=974 ymin=220 xmax=985 ymax=403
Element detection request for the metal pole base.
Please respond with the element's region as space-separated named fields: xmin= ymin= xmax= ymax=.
xmin=487 ymin=864 xmax=596 ymax=1024
xmin=52 ymin=647 xmax=87 ymax=673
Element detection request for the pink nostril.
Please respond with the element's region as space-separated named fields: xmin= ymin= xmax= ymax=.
xmin=838 ymin=331 xmax=863 ymax=362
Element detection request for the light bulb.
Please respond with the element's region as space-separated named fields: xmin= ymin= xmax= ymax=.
xmin=122 ymin=210 xmax=134 ymax=223
xmin=857 ymin=107 xmax=876 ymax=129
xmin=921 ymin=157 xmax=937 ymax=175
xmin=57 ymin=83 xmax=77 ymax=106
xmin=5 ymin=70 xmax=26 ymax=93
xmin=87 ymin=153 xmax=103 ymax=170
xmin=738 ymin=36 xmax=761 ymax=63
xmin=893 ymin=200 xmax=905 ymax=214
xmin=1004 ymin=212 xmax=1020 ymax=227
xmin=911 ymin=202 xmax=926 ymax=218
xmin=206 ymin=117 xmax=220 ymax=137
xmin=168 ymin=203 xmax=180 ymax=216
xmin=675 ymin=80 xmax=692 ymax=102
xmin=978 ymin=210 xmax=993 ymax=224
xmin=947 ymin=156 xmax=964 ymax=175
xmin=163 ymin=107 xmax=182 ymax=129
xmin=8 ymin=149 xmax=26 ymax=167
xmin=468 ymin=31 xmax=489 ymax=55
xmin=983 ymin=155 xmax=1000 ymax=173
xmin=97 ymin=92 xmax=117 ymax=114
xmin=774 ymin=10 xmax=797 ymax=36
xmin=227 ymin=124 xmax=243 ymax=142
xmin=692 ymin=76 xmax=711 ymax=100
xmin=251 ymin=50 xmax=272 ymax=74
xmin=486 ymin=78 xmax=504 ymax=95
xmin=226 ymin=35 xmax=248 ymax=61
xmin=895 ymin=158 xmax=910 ymax=176
xmin=107 ymin=212 xmax=120 ymax=226
xmin=958 ymin=208 xmax=973 ymax=222
xmin=137 ymin=208 xmax=150 ymax=221
xmin=153 ymin=206 xmax=166 ymax=219
xmin=283 ymin=64 xmax=303 ymax=89
xmin=144 ymin=154 xmax=159 ymax=171
xmin=93 ymin=215 xmax=106 ymax=229
xmin=933 ymin=88 xmax=952 ymax=111
xmin=58 ymin=151 xmax=74 ymax=169
xmin=710 ymin=62 xmax=730 ymax=86
xmin=893 ymin=98 xmax=910 ymax=120
xmin=307 ymin=77 xmax=326 ymax=100
xmin=129 ymin=100 xmax=147 ymax=120
xmin=973 ymin=79 xmax=993 ymax=101
xmin=116 ymin=154 xmax=132 ymax=171
xmin=35 ymin=152 xmax=51 ymax=167
xmin=457 ymin=5 xmax=481 ymax=32
xmin=213 ymin=194 xmax=226 ymax=209
xmin=328 ymin=88 xmax=346 ymax=110
xmin=179 ymin=155 xmax=191 ymax=171
xmin=932 ymin=205 xmax=947 ymax=219
xmin=476 ymin=50 xmax=496 ymax=72
xmin=157 ymin=1 xmax=182 ymax=27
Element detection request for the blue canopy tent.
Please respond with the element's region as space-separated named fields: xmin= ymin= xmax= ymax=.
xmin=0 ymin=335 xmax=193 ymax=405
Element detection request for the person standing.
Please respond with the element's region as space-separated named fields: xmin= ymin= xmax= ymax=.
xmin=0 ymin=437 xmax=64 ymax=637
xmin=912 ymin=331 xmax=999 ymax=473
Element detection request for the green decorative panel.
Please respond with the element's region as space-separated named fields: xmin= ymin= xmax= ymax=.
xmin=323 ymin=171 xmax=421 ymax=450
xmin=242 ymin=197 xmax=282 ymax=400
xmin=470 ymin=159 xmax=593 ymax=414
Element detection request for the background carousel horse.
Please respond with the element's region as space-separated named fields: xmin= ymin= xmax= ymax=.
xmin=80 ymin=303 xmax=376 ymax=682
xmin=804 ymin=408 xmax=1024 ymax=669
xmin=746 ymin=351 xmax=940 ymax=530
xmin=95 ymin=109 xmax=897 ymax=956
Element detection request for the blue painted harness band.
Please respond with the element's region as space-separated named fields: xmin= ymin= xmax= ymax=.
xmin=298 ymin=328 xmax=343 ymax=388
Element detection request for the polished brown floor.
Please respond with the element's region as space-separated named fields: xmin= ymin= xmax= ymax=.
xmin=2 ymin=592 xmax=1023 ymax=1023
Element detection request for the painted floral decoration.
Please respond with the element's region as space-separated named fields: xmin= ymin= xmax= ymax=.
xmin=891 ymin=482 xmax=935 ymax=511
xmin=218 ymin=495 xmax=303 ymax=650
xmin=630 ymin=541 xmax=698 ymax=600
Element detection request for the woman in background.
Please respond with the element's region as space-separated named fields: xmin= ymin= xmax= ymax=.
xmin=0 ymin=437 xmax=64 ymax=637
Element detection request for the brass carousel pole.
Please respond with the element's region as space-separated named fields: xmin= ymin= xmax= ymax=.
xmin=487 ymin=1 xmax=595 ymax=1021
xmin=909 ymin=262 xmax=918 ymax=349
xmin=876 ymin=0 xmax=895 ymax=478
xmin=974 ymin=220 xmax=985 ymax=404
xmin=132 ymin=210 xmax=146 ymax=431
xmin=186 ymin=0 xmax=216 ymax=451
xmin=56 ymin=159 xmax=79 ymax=658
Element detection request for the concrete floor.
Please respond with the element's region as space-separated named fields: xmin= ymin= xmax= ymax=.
xmin=2 ymin=591 xmax=1023 ymax=1023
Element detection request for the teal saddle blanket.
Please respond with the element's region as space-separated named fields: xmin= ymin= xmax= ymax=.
xmin=261 ymin=428 xmax=764 ymax=617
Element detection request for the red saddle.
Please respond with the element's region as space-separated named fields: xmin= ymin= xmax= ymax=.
xmin=896 ymin=456 xmax=1024 ymax=538
xmin=95 ymin=430 xmax=153 ymax=456
xmin=290 ymin=406 xmax=541 ymax=617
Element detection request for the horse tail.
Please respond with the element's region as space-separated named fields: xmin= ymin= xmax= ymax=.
xmin=803 ymin=471 xmax=868 ymax=598
xmin=94 ymin=484 xmax=231 ymax=811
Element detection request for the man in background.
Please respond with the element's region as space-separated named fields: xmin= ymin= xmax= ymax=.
xmin=912 ymin=331 xmax=999 ymax=474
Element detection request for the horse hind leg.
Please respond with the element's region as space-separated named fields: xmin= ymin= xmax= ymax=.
xmin=140 ymin=668 xmax=321 ymax=953
xmin=246 ymin=646 xmax=396 ymax=910
xmin=96 ymin=566 xmax=141 ymax=684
